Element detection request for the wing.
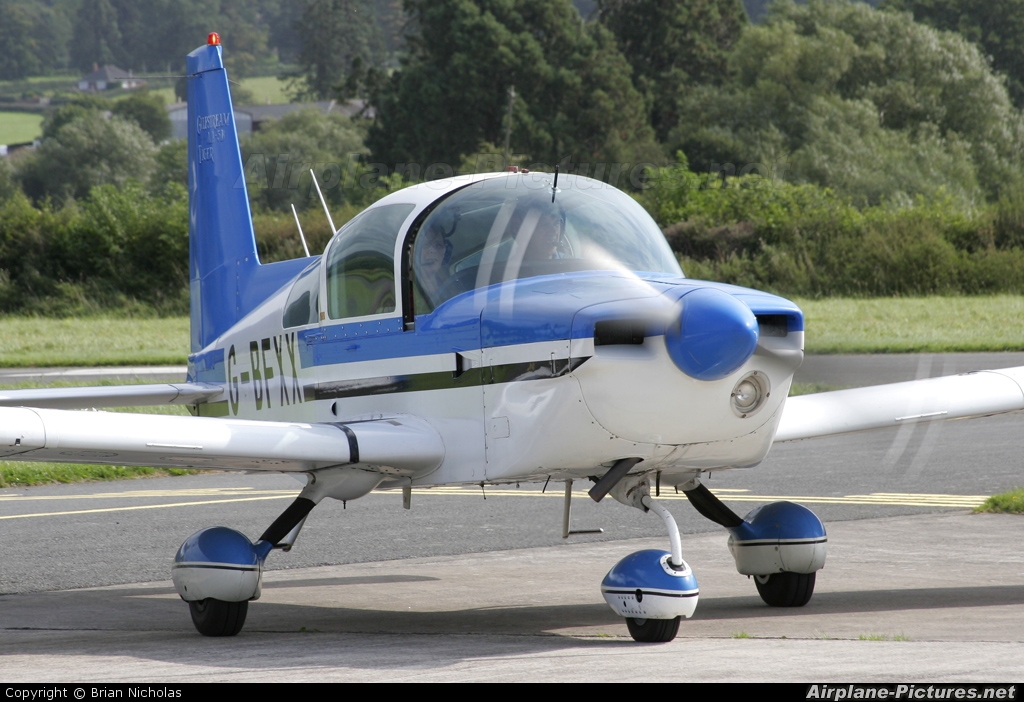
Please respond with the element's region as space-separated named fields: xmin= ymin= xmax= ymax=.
xmin=776 ymin=366 xmax=1024 ymax=442
xmin=0 ymin=383 xmax=222 ymax=409
xmin=0 ymin=407 xmax=444 ymax=475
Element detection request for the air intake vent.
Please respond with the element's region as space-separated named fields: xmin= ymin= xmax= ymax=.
xmin=756 ymin=314 xmax=789 ymax=337
xmin=594 ymin=320 xmax=645 ymax=346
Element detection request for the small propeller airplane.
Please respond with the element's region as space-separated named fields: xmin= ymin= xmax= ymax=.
xmin=2 ymin=34 xmax=1023 ymax=643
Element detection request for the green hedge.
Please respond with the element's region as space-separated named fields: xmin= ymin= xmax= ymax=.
xmin=640 ymin=160 xmax=1024 ymax=297
xmin=5 ymin=161 xmax=1024 ymax=316
xmin=0 ymin=181 xmax=189 ymax=316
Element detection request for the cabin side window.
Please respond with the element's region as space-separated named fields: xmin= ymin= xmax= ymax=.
xmin=282 ymin=260 xmax=321 ymax=328
xmin=325 ymin=203 xmax=415 ymax=320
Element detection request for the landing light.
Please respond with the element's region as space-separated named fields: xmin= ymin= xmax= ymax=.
xmin=731 ymin=372 xmax=769 ymax=418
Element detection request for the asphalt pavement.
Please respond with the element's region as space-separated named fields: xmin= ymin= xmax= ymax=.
xmin=1 ymin=354 xmax=1022 ymax=681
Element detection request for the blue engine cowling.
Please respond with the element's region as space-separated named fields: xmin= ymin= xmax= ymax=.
xmin=171 ymin=526 xmax=267 ymax=602
xmin=601 ymin=549 xmax=699 ymax=620
xmin=727 ymin=501 xmax=827 ymax=575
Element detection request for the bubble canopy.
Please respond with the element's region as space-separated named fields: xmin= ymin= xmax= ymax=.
xmin=408 ymin=174 xmax=684 ymax=314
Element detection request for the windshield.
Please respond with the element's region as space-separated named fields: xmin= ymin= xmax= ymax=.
xmin=410 ymin=174 xmax=682 ymax=313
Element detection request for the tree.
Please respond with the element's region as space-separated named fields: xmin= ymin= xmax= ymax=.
xmin=240 ymin=109 xmax=368 ymax=212
xmin=880 ymin=0 xmax=1024 ymax=108
xmin=670 ymin=0 xmax=1024 ymax=205
xmin=111 ymin=92 xmax=172 ymax=142
xmin=220 ymin=0 xmax=274 ymax=78
xmin=70 ymin=0 xmax=121 ymax=71
xmin=0 ymin=0 xmax=42 ymax=79
xmin=368 ymin=0 xmax=660 ymax=177
xmin=290 ymin=0 xmax=380 ymax=100
xmin=18 ymin=112 xmax=156 ymax=202
xmin=107 ymin=0 xmax=146 ymax=71
xmin=599 ymin=0 xmax=749 ymax=140
xmin=41 ymin=95 xmax=111 ymax=140
xmin=0 ymin=158 xmax=18 ymax=204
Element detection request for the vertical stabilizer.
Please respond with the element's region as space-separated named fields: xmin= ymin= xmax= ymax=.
xmin=187 ymin=37 xmax=260 ymax=352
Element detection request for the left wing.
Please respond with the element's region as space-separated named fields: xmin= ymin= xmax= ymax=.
xmin=0 ymin=383 xmax=223 ymax=409
xmin=776 ymin=366 xmax=1024 ymax=442
xmin=0 ymin=406 xmax=444 ymax=475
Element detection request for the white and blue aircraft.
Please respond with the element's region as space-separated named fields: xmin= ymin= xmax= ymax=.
xmin=2 ymin=35 xmax=1024 ymax=642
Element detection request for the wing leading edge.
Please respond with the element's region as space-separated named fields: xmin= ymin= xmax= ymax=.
xmin=776 ymin=366 xmax=1024 ymax=442
xmin=0 ymin=407 xmax=444 ymax=475
xmin=0 ymin=383 xmax=223 ymax=410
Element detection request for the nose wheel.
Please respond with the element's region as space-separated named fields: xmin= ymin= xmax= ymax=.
xmin=189 ymin=598 xmax=249 ymax=637
xmin=625 ymin=616 xmax=681 ymax=643
xmin=596 ymin=472 xmax=699 ymax=642
xmin=754 ymin=571 xmax=816 ymax=607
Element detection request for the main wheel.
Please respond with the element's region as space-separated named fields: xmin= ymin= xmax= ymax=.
xmin=754 ymin=572 xmax=815 ymax=607
xmin=625 ymin=616 xmax=681 ymax=643
xmin=188 ymin=598 xmax=248 ymax=636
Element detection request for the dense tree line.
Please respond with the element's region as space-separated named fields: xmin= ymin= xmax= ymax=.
xmin=4 ymin=0 xmax=1024 ymax=315
xmin=881 ymin=0 xmax=1024 ymax=108
xmin=669 ymin=1 xmax=1024 ymax=207
xmin=0 ymin=0 xmax=389 ymax=79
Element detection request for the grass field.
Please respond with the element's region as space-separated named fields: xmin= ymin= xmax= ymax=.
xmin=147 ymin=75 xmax=291 ymax=107
xmin=0 ymin=111 xmax=43 ymax=144
xmin=0 ymin=317 xmax=189 ymax=367
xmin=796 ymin=295 xmax=1024 ymax=354
xmin=0 ymin=74 xmax=77 ymax=98
xmin=237 ymin=75 xmax=292 ymax=104
xmin=0 ymin=296 xmax=1021 ymax=368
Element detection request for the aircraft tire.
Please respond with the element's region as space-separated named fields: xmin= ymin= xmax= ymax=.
xmin=188 ymin=598 xmax=248 ymax=636
xmin=754 ymin=571 xmax=815 ymax=607
xmin=625 ymin=616 xmax=681 ymax=643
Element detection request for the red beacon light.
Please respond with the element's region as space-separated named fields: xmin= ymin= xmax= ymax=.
xmin=207 ymin=32 xmax=221 ymax=46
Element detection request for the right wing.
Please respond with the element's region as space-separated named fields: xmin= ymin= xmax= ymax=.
xmin=0 ymin=407 xmax=444 ymax=476
xmin=776 ymin=367 xmax=1024 ymax=442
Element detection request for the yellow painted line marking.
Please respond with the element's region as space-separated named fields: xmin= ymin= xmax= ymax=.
xmin=0 ymin=487 xmax=985 ymax=520
xmin=0 ymin=495 xmax=294 ymax=520
xmin=402 ymin=488 xmax=986 ymax=508
xmin=0 ymin=488 xmax=296 ymax=501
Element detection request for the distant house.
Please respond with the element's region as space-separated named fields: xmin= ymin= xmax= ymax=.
xmin=167 ymin=100 xmax=373 ymax=141
xmin=78 ymin=65 xmax=146 ymax=92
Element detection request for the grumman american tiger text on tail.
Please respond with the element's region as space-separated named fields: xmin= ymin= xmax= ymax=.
xmin=196 ymin=112 xmax=230 ymax=133
xmin=806 ymin=686 xmax=1017 ymax=700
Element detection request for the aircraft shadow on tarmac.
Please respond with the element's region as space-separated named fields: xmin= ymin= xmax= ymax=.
xmin=694 ymin=585 xmax=1024 ymax=619
xmin=4 ymin=579 xmax=1023 ymax=645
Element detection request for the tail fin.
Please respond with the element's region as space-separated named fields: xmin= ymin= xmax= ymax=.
xmin=186 ymin=36 xmax=313 ymax=352
xmin=187 ymin=37 xmax=259 ymax=352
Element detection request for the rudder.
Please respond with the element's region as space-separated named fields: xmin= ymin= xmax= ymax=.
xmin=186 ymin=35 xmax=260 ymax=352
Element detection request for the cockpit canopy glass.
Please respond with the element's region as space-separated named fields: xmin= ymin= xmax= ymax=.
xmin=411 ymin=174 xmax=682 ymax=314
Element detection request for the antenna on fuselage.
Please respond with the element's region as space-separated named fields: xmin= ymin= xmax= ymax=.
xmin=290 ymin=204 xmax=311 ymax=257
xmin=309 ymin=168 xmax=337 ymax=233
xmin=551 ymin=164 xmax=559 ymax=203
